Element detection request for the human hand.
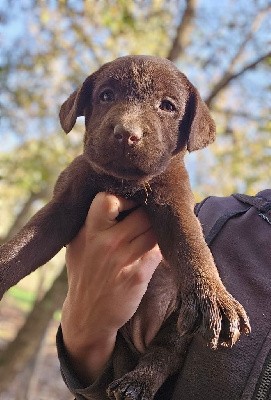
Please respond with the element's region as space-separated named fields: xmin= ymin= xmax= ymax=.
xmin=61 ymin=192 xmax=162 ymax=382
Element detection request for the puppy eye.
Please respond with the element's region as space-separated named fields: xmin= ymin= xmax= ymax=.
xmin=99 ymin=90 xmax=115 ymax=102
xmin=159 ymin=100 xmax=176 ymax=112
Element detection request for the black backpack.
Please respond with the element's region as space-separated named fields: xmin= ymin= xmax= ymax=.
xmin=157 ymin=190 xmax=271 ymax=400
xmin=193 ymin=189 xmax=271 ymax=400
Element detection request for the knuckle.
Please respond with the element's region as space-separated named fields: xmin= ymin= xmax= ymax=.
xmin=94 ymin=191 xmax=108 ymax=203
xmin=133 ymin=269 xmax=148 ymax=284
xmin=120 ymin=267 xmax=146 ymax=285
xmin=102 ymin=235 xmax=121 ymax=253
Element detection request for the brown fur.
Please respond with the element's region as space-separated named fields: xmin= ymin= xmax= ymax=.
xmin=0 ymin=56 xmax=250 ymax=399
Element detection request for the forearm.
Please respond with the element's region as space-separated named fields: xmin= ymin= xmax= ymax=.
xmin=61 ymin=296 xmax=117 ymax=384
xmin=57 ymin=325 xmax=116 ymax=400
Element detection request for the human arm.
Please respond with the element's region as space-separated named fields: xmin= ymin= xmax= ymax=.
xmin=60 ymin=192 xmax=162 ymax=387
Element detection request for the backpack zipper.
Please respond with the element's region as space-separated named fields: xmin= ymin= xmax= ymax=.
xmin=253 ymin=349 xmax=271 ymax=400
xmin=259 ymin=212 xmax=271 ymax=225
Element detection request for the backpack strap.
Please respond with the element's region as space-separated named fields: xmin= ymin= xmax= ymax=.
xmin=195 ymin=189 xmax=271 ymax=246
xmin=232 ymin=192 xmax=271 ymax=213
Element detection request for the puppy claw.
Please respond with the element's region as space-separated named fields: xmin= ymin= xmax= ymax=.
xmin=177 ymin=282 xmax=250 ymax=349
xmin=107 ymin=377 xmax=153 ymax=400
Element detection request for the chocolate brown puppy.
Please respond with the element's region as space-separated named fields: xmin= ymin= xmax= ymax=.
xmin=0 ymin=56 xmax=250 ymax=399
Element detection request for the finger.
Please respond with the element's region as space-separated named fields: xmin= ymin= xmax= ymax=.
xmin=117 ymin=228 xmax=159 ymax=267
xmin=118 ymin=245 xmax=162 ymax=284
xmin=112 ymin=207 xmax=154 ymax=243
xmin=137 ymin=245 xmax=163 ymax=276
xmin=134 ymin=245 xmax=162 ymax=282
xmin=86 ymin=193 xmax=136 ymax=232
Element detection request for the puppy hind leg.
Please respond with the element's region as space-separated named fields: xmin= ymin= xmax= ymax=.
xmin=107 ymin=313 xmax=190 ymax=400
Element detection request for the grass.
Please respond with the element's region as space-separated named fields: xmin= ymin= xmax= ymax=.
xmin=6 ymin=286 xmax=37 ymax=312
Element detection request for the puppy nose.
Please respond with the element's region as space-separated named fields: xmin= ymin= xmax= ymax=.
xmin=113 ymin=124 xmax=142 ymax=145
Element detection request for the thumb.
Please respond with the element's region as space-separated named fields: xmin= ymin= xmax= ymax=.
xmin=86 ymin=192 xmax=136 ymax=232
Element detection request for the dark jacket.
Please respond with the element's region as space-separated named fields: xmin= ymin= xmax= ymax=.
xmin=57 ymin=190 xmax=271 ymax=399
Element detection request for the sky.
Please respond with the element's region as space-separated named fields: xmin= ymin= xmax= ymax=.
xmin=0 ymin=0 xmax=270 ymax=152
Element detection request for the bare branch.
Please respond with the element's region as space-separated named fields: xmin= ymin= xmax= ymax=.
xmin=226 ymin=7 xmax=271 ymax=73
xmin=167 ymin=0 xmax=197 ymax=62
xmin=205 ymin=6 xmax=270 ymax=108
xmin=213 ymin=107 xmax=266 ymax=122
xmin=205 ymin=52 xmax=271 ymax=108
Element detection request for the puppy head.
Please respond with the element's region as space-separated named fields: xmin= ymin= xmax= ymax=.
xmin=59 ymin=55 xmax=215 ymax=181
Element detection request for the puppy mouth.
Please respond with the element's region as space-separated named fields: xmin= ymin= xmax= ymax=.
xmin=104 ymin=160 xmax=150 ymax=180
xmin=85 ymin=142 xmax=169 ymax=180
xmin=101 ymin=150 xmax=170 ymax=180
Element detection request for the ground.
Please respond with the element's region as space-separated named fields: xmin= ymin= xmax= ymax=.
xmin=0 ymin=300 xmax=73 ymax=400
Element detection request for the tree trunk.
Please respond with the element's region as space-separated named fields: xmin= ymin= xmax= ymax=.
xmin=0 ymin=267 xmax=67 ymax=394
xmin=167 ymin=0 xmax=197 ymax=62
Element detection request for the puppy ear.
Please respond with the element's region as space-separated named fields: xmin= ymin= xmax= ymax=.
xmin=184 ymin=87 xmax=216 ymax=152
xmin=59 ymin=76 xmax=93 ymax=134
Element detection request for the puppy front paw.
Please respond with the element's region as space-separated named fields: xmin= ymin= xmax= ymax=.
xmin=177 ymin=280 xmax=251 ymax=349
xmin=107 ymin=373 xmax=154 ymax=400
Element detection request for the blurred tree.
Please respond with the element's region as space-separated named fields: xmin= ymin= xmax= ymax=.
xmin=0 ymin=267 xmax=67 ymax=393
xmin=0 ymin=135 xmax=81 ymax=239
xmin=0 ymin=0 xmax=270 ymax=396
xmin=1 ymin=0 xmax=270 ymax=194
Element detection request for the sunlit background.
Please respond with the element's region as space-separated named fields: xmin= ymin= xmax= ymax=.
xmin=0 ymin=1 xmax=270 ymax=398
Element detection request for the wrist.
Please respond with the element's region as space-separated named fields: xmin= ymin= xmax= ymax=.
xmin=61 ymin=298 xmax=118 ymax=382
xmin=63 ymin=327 xmax=117 ymax=383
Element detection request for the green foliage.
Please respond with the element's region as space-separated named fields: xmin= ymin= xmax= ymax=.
xmin=0 ymin=0 xmax=270 ymax=208
xmin=0 ymin=134 xmax=81 ymax=236
xmin=0 ymin=136 xmax=75 ymax=193
xmin=7 ymin=286 xmax=36 ymax=311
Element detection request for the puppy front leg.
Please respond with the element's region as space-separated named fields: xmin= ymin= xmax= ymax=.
xmin=0 ymin=202 xmax=78 ymax=298
xmin=146 ymin=163 xmax=250 ymax=348
xmin=0 ymin=156 xmax=96 ymax=299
